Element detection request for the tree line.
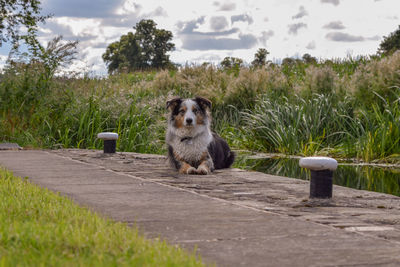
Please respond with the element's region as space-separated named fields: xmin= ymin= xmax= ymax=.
xmin=1 ymin=0 xmax=400 ymax=74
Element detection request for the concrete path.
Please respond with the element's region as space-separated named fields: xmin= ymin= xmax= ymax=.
xmin=1 ymin=149 xmax=400 ymax=266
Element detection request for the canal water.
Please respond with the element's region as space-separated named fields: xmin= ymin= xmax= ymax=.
xmin=237 ymin=155 xmax=400 ymax=197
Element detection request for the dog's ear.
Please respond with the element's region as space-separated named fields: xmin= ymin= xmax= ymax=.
xmin=166 ymin=97 xmax=182 ymax=110
xmin=195 ymin=97 xmax=212 ymax=110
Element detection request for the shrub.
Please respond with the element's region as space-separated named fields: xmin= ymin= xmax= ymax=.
xmin=350 ymin=51 xmax=400 ymax=108
xmin=297 ymin=65 xmax=337 ymax=97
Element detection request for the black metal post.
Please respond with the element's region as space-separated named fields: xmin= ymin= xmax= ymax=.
xmin=104 ymin=139 xmax=116 ymax=153
xmin=310 ymin=169 xmax=333 ymax=198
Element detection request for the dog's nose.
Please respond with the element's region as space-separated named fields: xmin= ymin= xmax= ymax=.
xmin=186 ymin=118 xmax=193 ymax=124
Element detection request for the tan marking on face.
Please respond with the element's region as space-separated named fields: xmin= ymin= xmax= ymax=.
xmin=195 ymin=112 xmax=206 ymax=125
xmin=174 ymin=106 xmax=186 ymax=128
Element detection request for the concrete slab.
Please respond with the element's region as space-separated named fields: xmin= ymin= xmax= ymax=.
xmin=1 ymin=149 xmax=400 ymax=266
xmin=0 ymin=142 xmax=22 ymax=150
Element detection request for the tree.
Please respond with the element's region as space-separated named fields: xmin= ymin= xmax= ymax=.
xmin=378 ymin=25 xmax=400 ymax=56
xmin=0 ymin=0 xmax=50 ymax=47
xmin=251 ymin=48 xmax=269 ymax=67
xmin=102 ymin=32 xmax=142 ymax=73
xmin=33 ymin=36 xmax=79 ymax=79
xmin=102 ymin=19 xmax=175 ymax=73
xmin=6 ymin=35 xmax=78 ymax=79
xmin=302 ymin=53 xmax=317 ymax=64
xmin=220 ymin=57 xmax=243 ymax=69
xmin=281 ymin=57 xmax=296 ymax=66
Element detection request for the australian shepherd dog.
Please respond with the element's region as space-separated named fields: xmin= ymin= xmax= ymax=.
xmin=166 ymin=97 xmax=235 ymax=175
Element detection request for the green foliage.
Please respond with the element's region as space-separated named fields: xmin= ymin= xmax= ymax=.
xmin=378 ymin=25 xmax=400 ymax=56
xmin=299 ymin=65 xmax=337 ymax=97
xmin=1 ymin=52 xmax=400 ymax=162
xmin=102 ymin=32 xmax=142 ymax=73
xmin=242 ymin=94 xmax=357 ymax=155
xmin=29 ymin=35 xmax=79 ymax=79
xmin=355 ymin=93 xmax=400 ymax=161
xmin=220 ymin=57 xmax=243 ymax=76
xmin=0 ymin=63 xmax=164 ymax=153
xmin=251 ymin=48 xmax=269 ymax=68
xmin=0 ymin=0 xmax=50 ymax=47
xmin=0 ymin=168 xmax=205 ymax=266
xmin=350 ymin=51 xmax=400 ymax=109
xmin=302 ymin=53 xmax=317 ymax=64
xmin=102 ymin=19 xmax=175 ymax=74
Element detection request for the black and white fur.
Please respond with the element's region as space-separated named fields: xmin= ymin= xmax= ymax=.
xmin=166 ymin=97 xmax=235 ymax=175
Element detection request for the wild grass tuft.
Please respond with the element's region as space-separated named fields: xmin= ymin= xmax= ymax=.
xmin=242 ymin=93 xmax=357 ymax=155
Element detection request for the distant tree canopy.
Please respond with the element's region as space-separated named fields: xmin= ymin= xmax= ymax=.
xmin=251 ymin=48 xmax=269 ymax=68
xmin=102 ymin=19 xmax=175 ymax=73
xmin=281 ymin=57 xmax=300 ymax=66
xmin=378 ymin=25 xmax=400 ymax=56
xmin=280 ymin=54 xmax=318 ymax=66
xmin=302 ymin=53 xmax=317 ymax=64
xmin=220 ymin=57 xmax=243 ymax=69
xmin=0 ymin=0 xmax=49 ymax=47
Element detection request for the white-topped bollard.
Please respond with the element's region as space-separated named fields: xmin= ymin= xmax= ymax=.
xmin=299 ymin=156 xmax=338 ymax=199
xmin=97 ymin=132 xmax=118 ymax=153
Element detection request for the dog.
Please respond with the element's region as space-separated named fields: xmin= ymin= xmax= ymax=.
xmin=166 ymin=96 xmax=235 ymax=175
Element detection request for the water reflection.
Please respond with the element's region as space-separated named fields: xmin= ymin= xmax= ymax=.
xmin=236 ymin=156 xmax=400 ymax=197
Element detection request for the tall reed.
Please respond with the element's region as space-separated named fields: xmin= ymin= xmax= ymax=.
xmin=241 ymin=93 xmax=358 ymax=155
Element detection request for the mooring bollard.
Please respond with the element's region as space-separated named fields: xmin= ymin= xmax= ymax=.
xmin=97 ymin=132 xmax=118 ymax=153
xmin=299 ymin=156 xmax=338 ymax=199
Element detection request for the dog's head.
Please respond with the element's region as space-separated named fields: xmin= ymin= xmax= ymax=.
xmin=166 ymin=97 xmax=212 ymax=131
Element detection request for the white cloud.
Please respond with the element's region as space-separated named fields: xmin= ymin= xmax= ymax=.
xmin=0 ymin=55 xmax=7 ymax=70
xmin=214 ymin=1 xmax=236 ymax=11
xmin=288 ymin=23 xmax=307 ymax=35
xmin=323 ymin=21 xmax=345 ymax=30
xmin=259 ymin=30 xmax=274 ymax=46
xmin=149 ymin=7 xmax=167 ymax=17
xmin=306 ymin=41 xmax=316 ymax=50
xmin=231 ymin=14 xmax=254 ymax=25
xmin=181 ymin=32 xmax=258 ymax=51
xmin=292 ymin=6 xmax=308 ymax=19
xmin=326 ymin=32 xmax=366 ymax=42
xmin=210 ymin=16 xmax=229 ymax=31
xmin=321 ymin=0 xmax=340 ymax=6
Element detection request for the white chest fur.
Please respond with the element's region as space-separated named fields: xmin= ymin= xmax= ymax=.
xmin=168 ymin=129 xmax=213 ymax=163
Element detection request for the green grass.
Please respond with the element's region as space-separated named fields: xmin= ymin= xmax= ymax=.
xmin=0 ymin=168 xmax=205 ymax=266
xmin=241 ymin=94 xmax=357 ymax=155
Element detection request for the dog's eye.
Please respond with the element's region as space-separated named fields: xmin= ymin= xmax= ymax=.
xmin=192 ymin=108 xmax=198 ymax=114
xmin=179 ymin=109 xmax=185 ymax=115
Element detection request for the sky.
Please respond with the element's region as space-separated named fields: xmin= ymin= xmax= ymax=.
xmin=0 ymin=0 xmax=399 ymax=75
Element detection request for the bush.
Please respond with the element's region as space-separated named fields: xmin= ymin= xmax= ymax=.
xmin=350 ymin=51 xmax=400 ymax=108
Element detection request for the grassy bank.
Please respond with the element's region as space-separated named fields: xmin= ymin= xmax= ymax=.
xmin=1 ymin=52 xmax=400 ymax=162
xmin=0 ymin=167 xmax=204 ymax=266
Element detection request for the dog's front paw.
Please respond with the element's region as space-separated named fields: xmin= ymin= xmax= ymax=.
xmin=187 ymin=166 xmax=198 ymax=174
xmin=196 ymin=165 xmax=210 ymax=175
xmin=179 ymin=163 xmax=197 ymax=174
